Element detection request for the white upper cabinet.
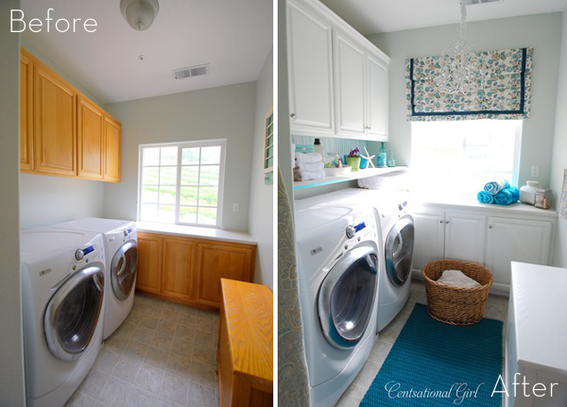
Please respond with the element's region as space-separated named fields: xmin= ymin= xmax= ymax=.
xmin=367 ymin=54 xmax=389 ymax=141
xmin=334 ymin=31 xmax=366 ymax=137
xmin=287 ymin=0 xmax=335 ymax=135
xmin=287 ymin=0 xmax=390 ymax=141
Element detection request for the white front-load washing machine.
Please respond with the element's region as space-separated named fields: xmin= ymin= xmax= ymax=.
xmin=295 ymin=197 xmax=380 ymax=407
xmin=307 ymin=188 xmax=415 ymax=331
xmin=21 ymin=227 xmax=106 ymax=407
xmin=52 ymin=218 xmax=138 ymax=339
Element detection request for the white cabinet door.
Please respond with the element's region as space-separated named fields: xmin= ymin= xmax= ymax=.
xmin=367 ymin=54 xmax=388 ymax=141
xmin=444 ymin=212 xmax=487 ymax=265
xmin=412 ymin=210 xmax=445 ymax=274
xmin=334 ymin=31 xmax=366 ymax=137
xmin=287 ymin=0 xmax=334 ymax=136
xmin=486 ymin=217 xmax=553 ymax=291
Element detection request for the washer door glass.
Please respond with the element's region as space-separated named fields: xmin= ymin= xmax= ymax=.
xmin=318 ymin=242 xmax=378 ymax=349
xmin=44 ymin=266 xmax=104 ymax=361
xmin=111 ymin=240 xmax=138 ymax=301
xmin=385 ymin=215 xmax=415 ymax=287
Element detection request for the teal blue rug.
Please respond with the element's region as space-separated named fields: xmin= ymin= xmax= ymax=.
xmin=361 ymin=303 xmax=503 ymax=406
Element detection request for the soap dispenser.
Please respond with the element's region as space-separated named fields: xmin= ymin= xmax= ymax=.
xmin=314 ymin=138 xmax=325 ymax=162
xmin=377 ymin=142 xmax=387 ymax=168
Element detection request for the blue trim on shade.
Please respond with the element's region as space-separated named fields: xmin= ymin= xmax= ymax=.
xmin=410 ymin=48 xmax=528 ymax=118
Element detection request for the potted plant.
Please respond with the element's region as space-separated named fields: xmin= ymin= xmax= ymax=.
xmin=346 ymin=148 xmax=361 ymax=171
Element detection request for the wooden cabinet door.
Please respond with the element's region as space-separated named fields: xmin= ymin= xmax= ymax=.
xmin=20 ymin=50 xmax=34 ymax=171
xmin=287 ymin=0 xmax=335 ymax=136
xmin=444 ymin=212 xmax=487 ymax=265
xmin=195 ymin=242 xmax=256 ymax=308
xmin=485 ymin=217 xmax=552 ymax=292
xmin=162 ymin=238 xmax=196 ymax=302
xmin=136 ymin=233 xmax=163 ymax=294
xmin=367 ymin=53 xmax=388 ymax=141
xmin=334 ymin=30 xmax=366 ymax=137
xmin=34 ymin=64 xmax=77 ymax=177
xmin=104 ymin=115 xmax=121 ymax=182
xmin=412 ymin=209 xmax=445 ymax=274
xmin=77 ymin=96 xmax=104 ymax=180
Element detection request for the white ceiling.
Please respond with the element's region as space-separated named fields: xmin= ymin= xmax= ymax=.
xmin=21 ymin=0 xmax=272 ymax=104
xmin=319 ymin=0 xmax=567 ymax=36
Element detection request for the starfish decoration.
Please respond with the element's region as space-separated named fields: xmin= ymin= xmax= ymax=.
xmin=361 ymin=147 xmax=375 ymax=168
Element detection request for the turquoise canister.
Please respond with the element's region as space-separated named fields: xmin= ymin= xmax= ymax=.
xmin=377 ymin=142 xmax=387 ymax=167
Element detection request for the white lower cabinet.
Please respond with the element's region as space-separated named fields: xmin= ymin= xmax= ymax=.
xmin=485 ymin=217 xmax=552 ymax=291
xmin=412 ymin=207 xmax=555 ymax=293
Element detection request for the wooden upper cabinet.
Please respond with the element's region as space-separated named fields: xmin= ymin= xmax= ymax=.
xmin=33 ymin=63 xmax=77 ymax=177
xmin=20 ymin=51 xmax=34 ymax=171
xmin=77 ymin=95 xmax=104 ymax=180
xmin=196 ymin=242 xmax=256 ymax=308
xmin=19 ymin=48 xmax=121 ymax=182
xmin=162 ymin=238 xmax=196 ymax=302
xmin=104 ymin=115 xmax=121 ymax=182
xmin=136 ymin=232 xmax=163 ymax=295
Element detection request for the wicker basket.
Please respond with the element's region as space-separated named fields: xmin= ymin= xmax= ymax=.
xmin=421 ymin=259 xmax=493 ymax=326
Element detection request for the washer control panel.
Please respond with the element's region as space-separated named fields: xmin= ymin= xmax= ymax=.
xmin=68 ymin=235 xmax=105 ymax=274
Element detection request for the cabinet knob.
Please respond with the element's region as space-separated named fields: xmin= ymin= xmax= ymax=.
xmin=445 ymin=221 xmax=449 ymax=224
xmin=439 ymin=220 xmax=444 ymax=224
xmin=489 ymin=225 xmax=493 ymax=229
xmin=290 ymin=113 xmax=296 ymax=119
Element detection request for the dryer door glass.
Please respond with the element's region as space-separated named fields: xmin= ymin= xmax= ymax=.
xmin=44 ymin=266 xmax=104 ymax=361
xmin=318 ymin=242 xmax=378 ymax=349
xmin=111 ymin=240 xmax=138 ymax=301
xmin=385 ymin=215 xmax=415 ymax=287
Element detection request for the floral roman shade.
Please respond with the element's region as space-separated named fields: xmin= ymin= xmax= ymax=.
xmin=406 ymin=48 xmax=533 ymax=121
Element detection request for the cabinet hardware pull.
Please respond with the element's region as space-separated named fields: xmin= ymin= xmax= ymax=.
xmin=489 ymin=225 xmax=493 ymax=229
xmin=445 ymin=221 xmax=449 ymax=224
xmin=290 ymin=113 xmax=296 ymax=119
xmin=439 ymin=220 xmax=444 ymax=224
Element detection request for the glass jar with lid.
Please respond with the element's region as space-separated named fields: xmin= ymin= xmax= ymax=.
xmin=535 ymin=189 xmax=552 ymax=209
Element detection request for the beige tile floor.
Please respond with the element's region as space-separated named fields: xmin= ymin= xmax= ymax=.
xmin=64 ymin=292 xmax=220 ymax=407
xmin=336 ymin=279 xmax=509 ymax=406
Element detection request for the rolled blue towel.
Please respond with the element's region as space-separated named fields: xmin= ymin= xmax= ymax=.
xmin=494 ymin=187 xmax=520 ymax=205
xmin=477 ymin=191 xmax=495 ymax=204
xmin=484 ymin=180 xmax=510 ymax=195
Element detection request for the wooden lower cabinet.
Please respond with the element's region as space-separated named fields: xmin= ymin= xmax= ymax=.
xmin=136 ymin=232 xmax=256 ymax=309
xmin=218 ymin=279 xmax=273 ymax=407
xmin=136 ymin=233 xmax=163 ymax=295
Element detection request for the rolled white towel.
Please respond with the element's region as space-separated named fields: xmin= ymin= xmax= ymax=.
xmin=295 ymin=161 xmax=324 ymax=172
xmin=295 ymin=152 xmax=322 ymax=164
xmin=294 ymin=169 xmax=325 ymax=181
xmin=436 ymin=269 xmax=480 ymax=288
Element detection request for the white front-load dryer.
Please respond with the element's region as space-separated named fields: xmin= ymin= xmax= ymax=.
xmin=295 ymin=197 xmax=380 ymax=407
xmin=52 ymin=218 xmax=138 ymax=339
xmin=20 ymin=227 xmax=106 ymax=407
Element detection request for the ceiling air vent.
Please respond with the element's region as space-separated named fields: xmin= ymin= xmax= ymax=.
xmin=173 ymin=64 xmax=209 ymax=80
xmin=465 ymin=0 xmax=501 ymax=5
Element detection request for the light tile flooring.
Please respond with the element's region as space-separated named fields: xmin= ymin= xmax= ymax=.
xmin=65 ymin=292 xmax=220 ymax=407
xmin=336 ymin=280 xmax=509 ymax=406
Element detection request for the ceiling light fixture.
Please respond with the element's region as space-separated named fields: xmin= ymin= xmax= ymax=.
xmin=435 ymin=0 xmax=484 ymax=94
xmin=120 ymin=0 xmax=159 ymax=31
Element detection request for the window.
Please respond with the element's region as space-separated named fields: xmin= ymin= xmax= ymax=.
xmin=138 ymin=140 xmax=226 ymax=228
xmin=411 ymin=120 xmax=522 ymax=197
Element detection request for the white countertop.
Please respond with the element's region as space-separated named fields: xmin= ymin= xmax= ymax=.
xmin=511 ymin=262 xmax=567 ymax=376
xmin=136 ymin=222 xmax=257 ymax=245
xmin=414 ymin=194 xmax=558 ymax=219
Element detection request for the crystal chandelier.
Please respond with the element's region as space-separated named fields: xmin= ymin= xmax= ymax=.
xmin=435 ymin=0 xmax=484 ymax=94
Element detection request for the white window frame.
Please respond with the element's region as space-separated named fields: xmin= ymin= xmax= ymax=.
xmin=137 ymin=139 xmax=227 ymax=228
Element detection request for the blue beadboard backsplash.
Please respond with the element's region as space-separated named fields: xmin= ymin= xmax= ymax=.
xmin=292 ymin=136 xmax=370 ymax=162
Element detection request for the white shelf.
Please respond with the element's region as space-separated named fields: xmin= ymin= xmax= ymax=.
xmin=293 ymin=166 xmax=408 ymax=190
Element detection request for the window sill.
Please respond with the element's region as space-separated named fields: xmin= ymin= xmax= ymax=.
xmin=135 ymin=221 xmax=257 ymax=245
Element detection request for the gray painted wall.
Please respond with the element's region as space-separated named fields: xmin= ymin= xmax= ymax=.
xmin=104 ymin=82 xmax=257 ymax=232
xmin=0 ymin=0 xmax=26 ymax=404
xmin=19 ymin=45 xmax=107 ymax=230
xmin=20 ymin=174 xmax=104 ymax=230
xmin=249 ymin=49 xmax=274 ymax=290
xmin=550 ymin=7 xmax=567 ymax=268
xmin=367 ymin=13 xmax=562 ymax=190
